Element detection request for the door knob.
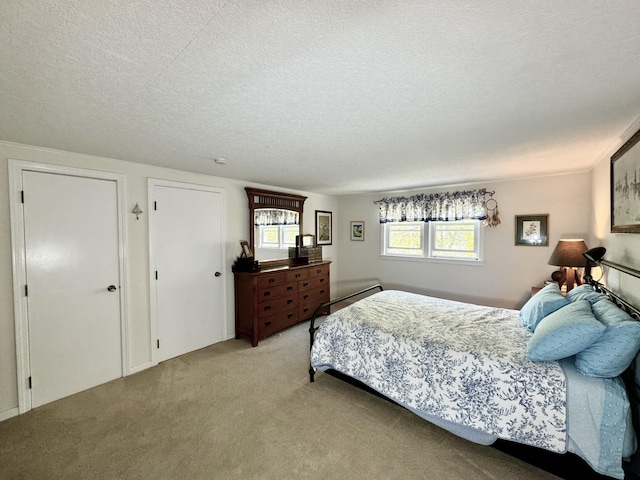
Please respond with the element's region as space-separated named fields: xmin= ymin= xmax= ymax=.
xmin=107 ymin=285 xmax=117 ymax=292
xmin=214 ymin=272 xmax=222 ymax=277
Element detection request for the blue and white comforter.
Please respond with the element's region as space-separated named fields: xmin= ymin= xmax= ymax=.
xmin=311 ymin=290 xmax=636 ymax=478
xmin=311 ymin=290 xmax=567 ymax=451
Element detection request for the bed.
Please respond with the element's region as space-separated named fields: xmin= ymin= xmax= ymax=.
xmin=308 ymin=280 xmax=640 ymax=480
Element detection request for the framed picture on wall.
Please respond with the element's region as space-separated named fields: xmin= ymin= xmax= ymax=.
xmin=350 ymin=221 xmax=365 ymax=241
xmin=611 ymin=126 xmax=640 ymax=233
xmin=315 ymin=210 xmax=332 ymax=245
xmin=515 ymin=214 xmax=549 ymax=246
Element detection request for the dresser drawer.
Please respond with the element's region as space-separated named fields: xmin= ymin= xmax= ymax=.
xmin=299 ymin=274 xmax=329 ymax=290
xmin=257 ymin=294 xmax=297 ymax=317
xmin=286 ymin=268 xmax=309 ymax=282
xmin=298 ymin=285 xmax=329 ymax=305
xmin=308 ymin=264 xmax=329 ymax=278
xmin=258 ymin=308 xmax=297 ymax=336
xmin=257 ymin=271 xmax=287 ymax=288
xmin=257 ymin=283 xmax=297 ymax=302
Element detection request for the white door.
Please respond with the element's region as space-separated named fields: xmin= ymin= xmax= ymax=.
xmin=153 ymin=183 xmax=225 ymax=362
xmin=22 ymin=171 xmax=123 ymax=408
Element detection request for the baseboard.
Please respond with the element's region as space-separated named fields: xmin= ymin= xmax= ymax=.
xmin=0 ymin=407 xmax=19 ymax=422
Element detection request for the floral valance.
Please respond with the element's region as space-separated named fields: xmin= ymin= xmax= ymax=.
xmin=254 ymin=208 xmax=299 ymax=226
xmin=374 ymin=189 xmax=489 ymax=223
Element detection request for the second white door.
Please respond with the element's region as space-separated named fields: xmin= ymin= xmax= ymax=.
xmin=153 ymin=182 xmax=225 ymax=362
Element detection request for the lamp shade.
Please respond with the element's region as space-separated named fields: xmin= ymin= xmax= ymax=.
xmin=548 ymin=239 xmax=589 ymax=267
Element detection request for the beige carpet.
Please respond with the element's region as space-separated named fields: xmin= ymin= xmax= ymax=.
xmin=0 ymin=322 xmax=561 ymax=480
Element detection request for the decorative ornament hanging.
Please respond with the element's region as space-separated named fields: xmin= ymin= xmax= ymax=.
xmin=483 ymin=195 xmax=501 ymax=228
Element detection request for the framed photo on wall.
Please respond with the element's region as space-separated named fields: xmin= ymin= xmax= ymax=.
xmin=515 ymin=214 xmax=549 ymax=246
xmin=350 ymin=221 xmax=364 ymax=241
xmin=315 ymin=210 xmax=332 ymax=245
xmin=611 ymin=127 xmax=640 ymax=233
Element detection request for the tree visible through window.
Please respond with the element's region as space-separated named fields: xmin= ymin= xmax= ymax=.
xmin=387 ymin=223 xmax=423 ymax=255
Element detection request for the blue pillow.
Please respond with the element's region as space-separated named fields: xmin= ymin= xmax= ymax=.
xmin=520 ymin=283 xmax=570 ymax=332
xmin=574 ymin=299 xmax=640 ymax=377
xmin=526 ymin=300 xmax=606 ymax=362
xmin=565 ymin=284 xmax=608 ymax=305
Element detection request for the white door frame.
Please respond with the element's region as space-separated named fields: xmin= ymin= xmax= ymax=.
xmin=147 ymin=179 xmax=227 ymax=366
xmin=8 ymin=160 xmax=130 ymax=414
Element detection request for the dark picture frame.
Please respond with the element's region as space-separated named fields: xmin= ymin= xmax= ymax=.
xmin=315 ymin=210 xmax=332 ymax=245
xmin=515 ymin=214 xmax=549 ymax=246
xmin=611 ymin=127 xmax=640 ymax=233
xmin=239 ymin=240 xmax=253 ymax=257
xmin=350 ymin=221 xmax=365 ymax=241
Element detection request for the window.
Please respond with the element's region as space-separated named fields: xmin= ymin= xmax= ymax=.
xmin=382 ymin=220 xmax=482 ymax=262
xmin=257 ymin=225 xmax=298 ymax=250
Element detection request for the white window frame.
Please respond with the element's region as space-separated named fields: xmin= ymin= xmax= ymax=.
xmin=381 ymin=220 xmax=484 ymax=264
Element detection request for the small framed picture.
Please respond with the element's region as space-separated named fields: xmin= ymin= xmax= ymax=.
xmin=350 ymin=221 xmax=365 ymax=241
xmin=239 ymin=240 xmax=253 ymax=257
xmin=315 ymin=210 xmax=332 ymax=245
xmin=515 ymin=214 xmax=549 ymax=246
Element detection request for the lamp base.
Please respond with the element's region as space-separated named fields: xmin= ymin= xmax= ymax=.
xmin=553 ymin=267 xmax=582 ymax=292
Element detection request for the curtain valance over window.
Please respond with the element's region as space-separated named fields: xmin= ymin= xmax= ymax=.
xmin=254 ymin=209 xmax=299 ymax=226
xmin=374 ymin=189 xmax=488 ymax=223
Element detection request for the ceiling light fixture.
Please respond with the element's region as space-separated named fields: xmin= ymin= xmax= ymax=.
xmin=214 ymin=157 xmax=227 ymax=165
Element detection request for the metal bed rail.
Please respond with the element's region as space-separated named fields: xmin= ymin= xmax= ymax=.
xmin=308 ymin=283 xmax=384 ymax=382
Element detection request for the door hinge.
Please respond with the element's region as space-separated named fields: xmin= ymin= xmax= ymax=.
xmin=28 ymin=376 xmax=32 ymax=389
xmin=157 ymin=339 xmax=160 ymax=349
xmin=25 ymin=284 xmax=28 ymax=297
xmin=21 ymin=190 xmax=24 ymax=203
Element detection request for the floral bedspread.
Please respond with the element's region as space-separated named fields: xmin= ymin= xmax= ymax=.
xmin=311 ymin=290 xmax=567 ymax=452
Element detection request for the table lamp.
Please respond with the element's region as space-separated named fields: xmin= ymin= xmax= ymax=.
xmin=548 ymin=239 xmax=588 ymax=292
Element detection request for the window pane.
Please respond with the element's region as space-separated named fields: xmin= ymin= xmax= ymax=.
xmin=387 ymin=223 xmax=423 ymax=255
xmin=282 ymin=226 xmax=298 ymax=246
xmin=431 ymin=221 xmax=478 ymax=259
xmin=259 ymin=226 xmax=280 ymax=248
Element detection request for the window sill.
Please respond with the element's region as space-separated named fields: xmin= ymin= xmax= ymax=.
xmin=380 ymin=254 xmax=485 ymax=267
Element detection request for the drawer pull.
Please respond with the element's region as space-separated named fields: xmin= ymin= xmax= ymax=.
xmin=288 ymin=313 xmax=294 ymax=318
xmin=320 ymin=289 xmax=325 ymax=294
xmin=295 ymin=273 xmax=301 ymax=278
xmin=303 ymin=294 xmax=309 ymax=300
xmin=287 ymin=286 xmax=293 ymax=291
xmin=264 ymin=306 xmax=271 ymax=311
xmin=263 ymin=291 xmax=271 ymax=297
xmin=303 ymin=282 xmax=309 ymax=287
xmin=263 ymin=321 xmax=272 ymax=327
xmin=303 ymin=307 xmax=309 ymax=313
xmin=268 ymin=278 xmax=275 ymax=284
xmin=319 ymin=278 xmax=325 ymax=283
xmin=287 ymin=299 xmax=293 ymax=304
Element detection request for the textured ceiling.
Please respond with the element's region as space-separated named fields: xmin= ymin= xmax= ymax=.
xmin=1 ymin=1 xmax=640 ymax=195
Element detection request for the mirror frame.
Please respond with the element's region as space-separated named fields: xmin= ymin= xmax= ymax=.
xmin=245 ymin=187 xmax=307 ymax=268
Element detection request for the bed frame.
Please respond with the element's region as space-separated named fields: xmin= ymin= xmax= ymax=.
xmin=307 ymin=262 xmax=640 ymax=479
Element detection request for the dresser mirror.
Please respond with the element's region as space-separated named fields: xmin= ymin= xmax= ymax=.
xmin=245 ymin=187 xmax=307 ymax=267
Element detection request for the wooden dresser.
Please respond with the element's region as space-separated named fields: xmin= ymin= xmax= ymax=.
xmin=233 ymin=261 xmax=331 ymax=346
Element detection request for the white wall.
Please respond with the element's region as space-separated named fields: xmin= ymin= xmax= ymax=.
xmin=336 ymin=172 xmax=591 ymax=309
xmin=588 ymin=138 xmax=640 ymax=307
xmin=0 ymin=141 xmax=338 ymax=418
